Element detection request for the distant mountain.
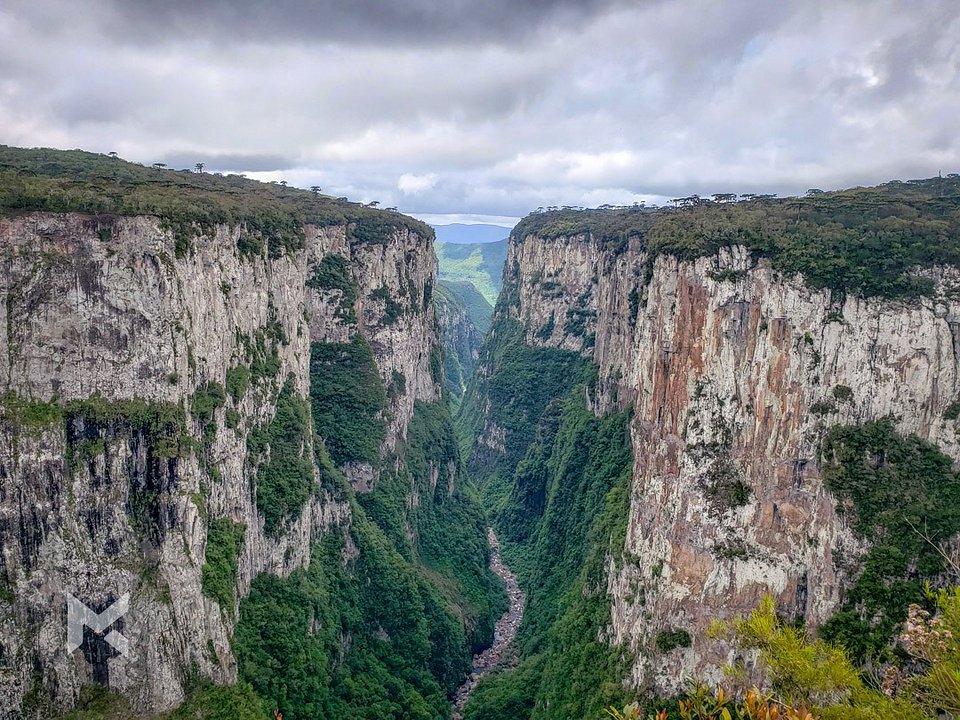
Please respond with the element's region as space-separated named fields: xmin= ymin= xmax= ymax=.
xmin=432 ymin=223 xmax=509 ymax=244
xmin=436 ymin=238 xmax=508 ymax=306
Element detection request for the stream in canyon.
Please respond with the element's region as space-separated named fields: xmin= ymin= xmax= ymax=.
xmin=452 ymin=528 xmax=525 ymax=719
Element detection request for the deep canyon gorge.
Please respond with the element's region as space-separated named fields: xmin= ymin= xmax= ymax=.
xmin=2 ymin=147 xmax=960 ymax=719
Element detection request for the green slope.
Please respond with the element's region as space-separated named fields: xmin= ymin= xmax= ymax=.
xmin=437 ymin=280 xmax=493 ymax=335
xmin=436 ymin=239 xmax=508 ymax=306
xmin=435 ymin=280 xmax=493 ymax=408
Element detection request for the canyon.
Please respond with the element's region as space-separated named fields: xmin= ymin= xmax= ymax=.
xmin=3 ymin=146 xmax=960 ymax=720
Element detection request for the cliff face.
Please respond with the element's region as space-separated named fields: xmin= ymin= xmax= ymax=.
xmin=479 ymin=225 xmax=960 ymax=695
xmin=0 ymin=210 xmax=441 ymax=714
xmin=434 ymin=280 xmax=490 ymax=404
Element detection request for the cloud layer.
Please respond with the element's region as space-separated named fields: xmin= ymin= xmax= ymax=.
xmin=1 ymin=0 xmax=958 ymax=218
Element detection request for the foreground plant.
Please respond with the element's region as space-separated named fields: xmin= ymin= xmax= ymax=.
xmin=901 ymin=586 xmax=960 ymax=715
xmin=604 ymin=684 xmax=815 ymax=720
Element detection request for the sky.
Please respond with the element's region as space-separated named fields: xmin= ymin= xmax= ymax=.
xmin=1 ymin=0 xmax=958 ymax=227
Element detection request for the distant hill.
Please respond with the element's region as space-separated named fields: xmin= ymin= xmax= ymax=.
xmin=436 ymin=238 xmax=508 ymax=306
xmin=433 ymin=223 xmax=509 ymax=244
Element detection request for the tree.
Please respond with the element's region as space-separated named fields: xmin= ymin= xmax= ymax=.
xmin=195 ymin=162 xmax=205 ymax=173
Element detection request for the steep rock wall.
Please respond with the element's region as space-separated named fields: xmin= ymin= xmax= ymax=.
xmin=0 ymin=211 xmax=440 ymax=714
xmin=486 ymin=228 xmax=960 ymax=694
xmin=434 ymin=280 xmax=487 ymax=404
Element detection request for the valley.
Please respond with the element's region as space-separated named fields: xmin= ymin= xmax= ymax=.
xmin=2 ymin=146 xmax=960 ymax=720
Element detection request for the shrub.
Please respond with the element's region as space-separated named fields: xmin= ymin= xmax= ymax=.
xmin=944 ymin=399 xmax=960 ymax=420
xmin=370 ymin=286 xmax=404 ymax=325
xmin=191 ymin=382 xmax=225 ymax=421
xmin=810 ymin=399 xmax=836 ymax=416
xmin=656 ymin=629 xmax=692 ymax=653
xmin=832 ymin=385 xmax=853 ymax=403
xmin=225 ymin=365 xmax=250 ymax=404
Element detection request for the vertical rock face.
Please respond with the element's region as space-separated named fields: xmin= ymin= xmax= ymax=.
xmin=434 ymin=280 xmax=490 ymax=403
xmin=0 ymin=211 xmax=441 ymax=714
xmin=488 ymin=226 xmax=960 ymax=694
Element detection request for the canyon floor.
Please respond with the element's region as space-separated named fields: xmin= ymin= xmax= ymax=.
xmin=452 ymin=528 xmax=525 ymax=718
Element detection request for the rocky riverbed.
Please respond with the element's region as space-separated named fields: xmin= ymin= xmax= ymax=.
xmin=452 ymin=527 xmax=525 ymax=718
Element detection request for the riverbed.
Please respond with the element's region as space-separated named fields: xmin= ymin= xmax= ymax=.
xmin=451 ymin=527 xmax=525 ymax=718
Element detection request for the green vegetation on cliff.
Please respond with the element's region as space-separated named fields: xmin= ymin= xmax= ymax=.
xmin=513 ymin=177 xmax=960 ymax=299
xmin=309 ymin=334 xmax=388 ymax=466
xmin=234 ymin=397 xmax=502 ymax=720
xmin=359 ymin=401 xmax=506 ymax=654
xmin=436 ymin=280 xmax=493 ymax=335
xmin=235 ymin=520 xmax=452 ymax=720
xmin=0 ymin=145 xmax=433 ymax=255
xmin=434 ymin=280 xmax=493 ymax=407
xmin=819 ymin=419 xmax=960 ymax=661
xmin=201 ymin=518 xmax=246 ymax=615
xmin=249 ymin=379 xmax=316 ymax=536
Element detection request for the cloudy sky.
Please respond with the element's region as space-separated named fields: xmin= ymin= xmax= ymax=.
xmin=1 ymin=0 xmax=958 ymax=226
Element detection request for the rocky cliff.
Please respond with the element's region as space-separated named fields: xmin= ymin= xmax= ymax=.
xmin=435 ymin=280 xmax=491 ymax=405
xmin=0 ymin=147 xmax=494 ymax=718
xmin=464 ymin=179 xmax=960 ymax=710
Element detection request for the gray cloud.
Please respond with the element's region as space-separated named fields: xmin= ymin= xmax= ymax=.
xmin=96 ymin=0 xmax=631 ymax=46
xmin=0 ymin=0 xmax=958 ymax=219
xmin=164 ymin=152 xmax=299 ymax=174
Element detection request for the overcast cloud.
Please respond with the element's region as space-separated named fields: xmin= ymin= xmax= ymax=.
xmin=1 ymin=0 xmax=958 ymax=224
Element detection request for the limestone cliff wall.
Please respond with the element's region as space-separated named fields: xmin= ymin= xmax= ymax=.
xmin=494 ymin=229 xmax=960 ymax=694
xmin=0 ymin=212 xmax=440 ymax=714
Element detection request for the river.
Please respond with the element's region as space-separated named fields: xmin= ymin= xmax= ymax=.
xmin=451 ymin=527 xmax=525 ymax=719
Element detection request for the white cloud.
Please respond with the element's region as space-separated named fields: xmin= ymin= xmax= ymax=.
xmin=398 ymin=173 xmax=438 ymax=194
xmin=1 ymin=0 xmax=958 ymax=217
